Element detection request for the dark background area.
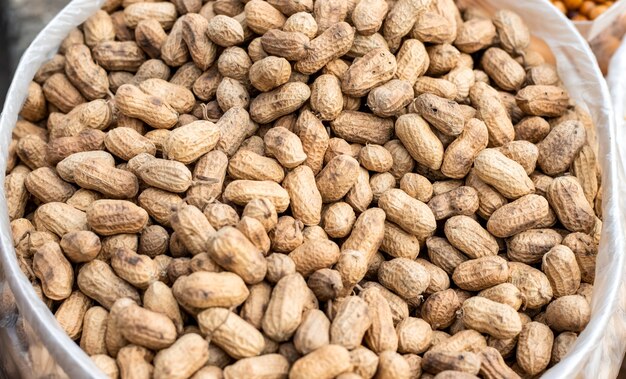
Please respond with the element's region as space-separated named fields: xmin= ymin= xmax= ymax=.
xmin=0 ymin=0 xmax=12 ymax=108
xmin=0 ymin=0 xmax=70 ymax=109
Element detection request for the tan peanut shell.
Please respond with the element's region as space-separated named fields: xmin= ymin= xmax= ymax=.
xmin=383 ymin=0 xmax=431 ymax=42
xmin=487 ymin=194 xmax=550 ymax=238
xmin=262 ymin=273 xmax=308 ymax=342
xmin=379 ymin=189 xmax=436 ymax=241
xmin=264 ymin=126 xmax=307 ymax=169
xmin=397 ymin=317 xmax=432 ymax=354
xmin=367 ymin=79 xmax=413 ymax=118
xmin=421 ymin=288 xmax=461 ymax=330
xmin=316 ymin=154 xmax=360 ymax=203
xmin=224 ymin=354 xmax=290 ymax=379
xmin=508 ymin=262 xmax=553 ymax=309
xmin=395 ymin=113 xmax=444 ymax=171
xmin=87 ymin=200 xmax=148 ymax=236
xmin=116 ymin=84 xmax=178 ymax=129
xmin=104 ymin=127 xmax=156 ymax=161
xmin=116 ymin=302 xmax=177 ymax=350
xmin=290 ymin=344 xmax=351 ymax=379
xmin=361 ymin=286 xmax=398 ymax=353
xmin=77 ymin=260 xmax=140 ymax=310
xmin=542 ymin=245 xmax=581 ymax=298
xmin=250 ymin=82 xmax=310 ymax=124
xmin=144 ymin=281 xmax=183 ymax=334
xmin=507 ymin=228 xmax=562 ymax=264
xmin=427 ymin=186 xmax=479 ymax=220
xmin=139 ymin=78 xmax=195 ymax=114
xmin=395 ymin=39 xmax=429 ymax=85
xmin=375 ymin=350 xmax=411 ymax=379
xmin=46 ymin=129 xmax=106 ymax=165
xmin=461 ymin=297 xmax=522 ymax=339
xmin=81 ymin=306 xmax=109 ymax=355
xmin=153 ymin=334 xmax=209 ymax=379
xmin=33 ymin=242 xmax=74 ymax=301
xmin=207 ymin=226 xmax=266 ymax=284
xmin=59 ymin=230 xmax=101 ymax=263
xmin=295 ymin=21 xmax=354 ymax=74
xmin=331 ymin=110 xmax=394 ymax=145
xmin=25 ymin=167 xmax=75 ymax=204
xmin=516 ymin=85 xmax=569 ymax=117
xmin=516 ymin=322 xmax=553 ymax=376
xmin=473 ymin=149 xmax=534 ymax=199
xmin=551 ymin=332 xmax=577 ymax=366
xmin=441 ymin=118 xmax=488 ymax=179
xmin=34 ymin=202 xmax=88 ymax=237
xmin=378 ymin=257 xmax=431 ymax=300
xmin=164 ymin=121 xmax=220 ymax=164
xmin=547 ymin=176 xmax=596 ymax=233
xmin=412 ymin=93 xmax=464 ymax=136
xmin=198 ymin=307 xmax=265 ymax=359
xmin=430 ymin=329 xmax=487 ymax=354
xmin=422 ymin=351 xmax=481 ymax=375
xmin=493 ymin=10 xmax=530 ymax=54
xmin=249 ymin=56 xmax=291 ymax=92
xmin=444 ymin=215 xmax=497 ymax=259
xmin=452 ymin=256 xmax=509 ymax=292
xmin=65 ymin=44 xmax=109 ymax=100
xmin=481 ymin=48 xmax=525 ymax=91
xmin=469 ymin=82 xmax=515 ymax=147
xmin=330 ymin=295 xmax=372 ymax=349
xmin=478 ymin=283 xmax=524 ymax=311
xmin=293 ymin=309 xmax=330 ymax=355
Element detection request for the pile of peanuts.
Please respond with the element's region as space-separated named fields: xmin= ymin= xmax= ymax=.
xmin=550 ymin=0 xmax=616 ymax=20
xmin=5 ymin=0 xmax=603 ymax=378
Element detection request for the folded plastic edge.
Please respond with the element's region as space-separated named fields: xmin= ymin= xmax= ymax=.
xmin=0 ymin=0 xmax=108 ymax=378
xmin=573 ymin=1 xmax=626 ymax=41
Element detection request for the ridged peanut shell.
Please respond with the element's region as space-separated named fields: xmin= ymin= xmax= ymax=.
xmin=379 ymin=189 xmax=436 ymax=240
xmin=87 ymin=200 xmax=148 ymax=236
xmin=473 ymin=149 xmax=534 ymax=199
xmin=207 ymin=227 xmax=266 ymax=284
xmin=508 ymin=262 xmax=553 ymax=309
xmin=262 ymin=273 xmax=308 ymax=342
xmin=412 ymin=93 xmax=464 ymax=136
xmin=537 ymin=120 xmax=587 ymax=176
xmin=224 ymin=180 xmax=290 ymax=212
xmin=542 ymin=245 xmax=581 ymax=298
xmin=172 ymin=271 xmax=250 ymax=309
xmin=461 ymin=297 xmax=522 ymax=339
xmin=378 ymin=258 xmax=430 ymax=300
xmin=547 ymin=176 xmax=595 ymax=233
xmin=290 ymin=345 xmax=351 ymax=379
xmin=77 ymin=260 xmax=140 ymax=309
xmin=250 ymin=82 xmax=310 ymax=124
xmin=515 ymin=85 xmax=569 ymax=117
xmin=33 ymin=242 xmax=74 ymax=300
xmin=331 ymin=111 xmax=394 ymax=145
xmin=516 ymin=322 xmax=553 ymax=376
xmin=452 ymin=256 xmax=509 ymax=292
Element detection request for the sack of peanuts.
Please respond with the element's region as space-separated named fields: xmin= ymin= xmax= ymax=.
xmin=546 ymin=0 xmax=626 ymax=75
xmin=0 ymin=0 xmax=624 ymax=378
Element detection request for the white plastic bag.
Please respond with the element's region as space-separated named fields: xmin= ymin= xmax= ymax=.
xmin=0 ymin=1 xmax=623 ymax=378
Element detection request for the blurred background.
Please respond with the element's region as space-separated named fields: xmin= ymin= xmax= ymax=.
xmin=0 ymin=0 xmax=69 ymax=108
